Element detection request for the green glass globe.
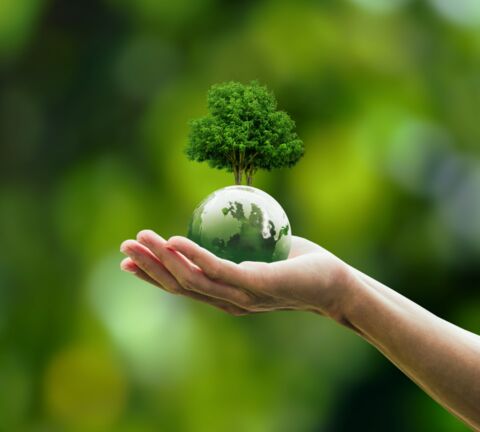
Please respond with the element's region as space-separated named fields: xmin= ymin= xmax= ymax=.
xmin=188 ymin=186 xmax=291 ymax=264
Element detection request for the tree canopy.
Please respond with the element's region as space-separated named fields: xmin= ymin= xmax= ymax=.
xmin=186 ymin=80 xmax=304 ymax=185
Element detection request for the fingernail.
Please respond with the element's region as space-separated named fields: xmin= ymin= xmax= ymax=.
xmin=121 ymin=266 xmax=135 ymax=273
xmin=120 ymin=241 xmax=131 ymax=254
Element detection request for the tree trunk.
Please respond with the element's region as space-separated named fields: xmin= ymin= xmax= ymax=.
xmin=233 ymin=166 xmax=243 ymax=184
xmin=246 ymin=169 xmax=253 ymax=186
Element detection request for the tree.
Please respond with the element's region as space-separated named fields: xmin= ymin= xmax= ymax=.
xmin=186 ymin=80 xmax=304 ymax=185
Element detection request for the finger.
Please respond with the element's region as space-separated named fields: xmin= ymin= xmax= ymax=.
xmin=120 ymin=257 xmax=138 ymax=273
xmin=135 ymin=232 xmax=252 ymax=307
xmin=120 ymin=239 xmax=184 ymax=294
xmin=164 ymin=235 xmax=250 ymax=286
xmin=121 ymin=257 xmax=164 ymax=288
xmin=136 ymin=230 xmax=199 ymax=269
xmin=121 ymin=253 xmax=249 ymax=315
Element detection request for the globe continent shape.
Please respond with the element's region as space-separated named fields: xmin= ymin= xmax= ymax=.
xmin=188 ymin=186 xmax=291 ymax=264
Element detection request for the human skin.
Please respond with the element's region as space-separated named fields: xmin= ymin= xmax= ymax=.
xmin=120 ymin=230 xmax=480 ymax=430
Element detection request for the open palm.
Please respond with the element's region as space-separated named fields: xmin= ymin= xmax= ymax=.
xmin=120 ymin=230 xmax=349 ymax=318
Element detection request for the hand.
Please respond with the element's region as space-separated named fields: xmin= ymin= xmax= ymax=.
xmin=120 ymin=230 xmax=352 ymax=320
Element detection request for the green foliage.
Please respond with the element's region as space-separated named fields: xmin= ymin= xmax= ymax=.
xmin=187 ymin=80 xmax=304 ymax=185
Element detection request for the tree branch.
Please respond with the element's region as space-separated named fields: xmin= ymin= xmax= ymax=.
xmin=245 ymin=151 xmax=258 ymax=167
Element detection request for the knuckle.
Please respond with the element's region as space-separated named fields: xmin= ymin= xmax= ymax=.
xmin=189 ymin=250 xmax=199 ymax=265
xmin=180 ymin=275 xmax=196 ymax=291
xmin=168 ymin=281 xmax=184 ymax=294
xmin=207 ymin=263 xmax=221 ymax=280
xmin=167 ymin=287 xmax=181 ymax=295
xmin=238 ymin=292 xmax=256 ymax=309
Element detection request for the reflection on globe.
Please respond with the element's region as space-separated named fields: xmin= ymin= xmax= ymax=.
xmin=188 ymin=186 xmax=292 ymax=264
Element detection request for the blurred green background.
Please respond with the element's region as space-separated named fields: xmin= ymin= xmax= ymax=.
xmin=1 ymin=0 xmax=479 ymax=430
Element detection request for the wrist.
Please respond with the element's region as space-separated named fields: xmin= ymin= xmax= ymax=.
xmin=315 ymin=263 xmax=370 ymax=332
xmin=305 ymin=260 xmax=357 ymax=321
xmin=334 ymin=268 xmax=386 ymax=339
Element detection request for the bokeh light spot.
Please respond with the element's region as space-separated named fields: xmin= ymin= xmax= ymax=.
xmin=288 ymin=127 xmax=384 ymax=253
xmin=88 ymin=253 xmax=194 ymax=385
xmin=438 ymin=164 xmax=480 ymax=251
xmin=429 ymin=0 xmax=480 ymax=26
xmin=386 ymin=119 xmax=454 ymax=195
xmin=0 ymin=0 xmax=44 ymax=59
xmin=44 ymin=344 xmax=127 ymax=429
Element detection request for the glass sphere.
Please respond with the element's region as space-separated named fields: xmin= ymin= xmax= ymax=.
xmin=188 ymin=185 xmax=291 ymax=263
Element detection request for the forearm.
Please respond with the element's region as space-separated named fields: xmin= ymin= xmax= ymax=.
xmin=338 ymin=268 xmax=480 ymax=430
